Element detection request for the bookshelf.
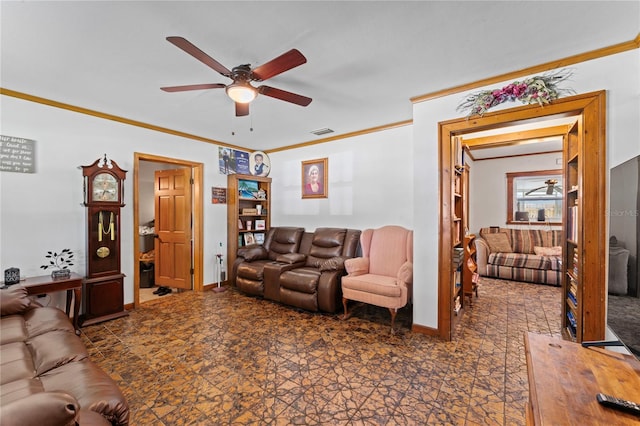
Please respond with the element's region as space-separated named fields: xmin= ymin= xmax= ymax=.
xmin=561 ymin=121 xmax=605 ymax=342
xmin=451 ymin=138 xmax=471 ymax=323
xmin=227 ymin=174 xmax=271 ymax=278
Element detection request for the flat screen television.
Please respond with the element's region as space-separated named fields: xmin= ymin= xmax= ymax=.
xmin=606 ymin=154 xmax=640 ymax=359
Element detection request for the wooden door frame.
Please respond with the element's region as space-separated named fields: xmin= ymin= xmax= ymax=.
xmin=132 ymin=153 xmax=204 ymax=308
xmin=438 ymin=91 xmax=607 ymax=341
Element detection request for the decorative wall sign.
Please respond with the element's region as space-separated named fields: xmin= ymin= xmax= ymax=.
xmin=0 ymin=135 xmax=36 ymax=173
xmin=212 ymin=187 xmax=227 ymax=204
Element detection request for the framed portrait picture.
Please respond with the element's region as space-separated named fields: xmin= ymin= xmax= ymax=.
xmin=301 ymin=158 xmax=328 ymax=199
xmin=250 ymin=151 xmax=271 ymax=177
xmin=244 ymin=232 xmax=255 ymax=245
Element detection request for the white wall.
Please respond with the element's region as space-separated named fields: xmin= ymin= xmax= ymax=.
xmin=413 ymin=48 xmax=640 ymax=330
xmin=2 ymin=48 xmax=638 ymax=334
xmin=469 ymin=152 xmax=561 ymax=233
xmin=269 ymin=125 xmax=414 ymax=231
xmin=0 ymin=96 xmax=228 ymax=308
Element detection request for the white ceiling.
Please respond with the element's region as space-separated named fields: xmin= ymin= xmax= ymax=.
xmin=1 ymin=1 xmax=638 ymax=152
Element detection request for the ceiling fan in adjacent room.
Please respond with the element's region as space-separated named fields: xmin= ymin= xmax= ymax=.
xmin=160 ymin=36 xmax=312 ymax=116
xmin=525 ymin=179 xmax=561 ymax=196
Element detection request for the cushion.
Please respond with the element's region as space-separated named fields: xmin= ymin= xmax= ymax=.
xmin=488 ymin=252 xmax=560 ymax=270
xmin=483 ymin=233 xmax=513 ymax=253
xmin=533 ymin=246 xmax=562 ymax=256
xmin=28 ymin=330 xmax=88 ymax=375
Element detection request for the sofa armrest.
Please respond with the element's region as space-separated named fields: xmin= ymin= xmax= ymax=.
xmin=263 ymin=259 xmax=306 ymax=302
xmin=237 ymin=245 xmax=268 ymax=261
xmin=1 ymin=285 xmax=32 ymax=316
xmin=0 ymin=391 xmax=79 ymax=426
xmin=345 ymin=257 xmax=369 ymax=276
xmin=475 ymin=237 xmax=489 ymax=276
xmin=397 ymin=261 xmax=413 ymax=285
xmin=319 ymin=256 xmax=346 ymax=272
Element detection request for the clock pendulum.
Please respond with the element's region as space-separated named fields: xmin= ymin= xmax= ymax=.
xmin=98 ymin=211 xmax=115 ymax=241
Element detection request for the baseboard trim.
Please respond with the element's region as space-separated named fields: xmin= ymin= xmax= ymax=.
xmin=411 ymin=323 xmax=439 ymax=336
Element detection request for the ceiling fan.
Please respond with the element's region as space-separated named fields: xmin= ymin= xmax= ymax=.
xmin=161 ymin=36 xmax=312 ymax=116
xmin=525 ymin=179 xmax=561 ymax=196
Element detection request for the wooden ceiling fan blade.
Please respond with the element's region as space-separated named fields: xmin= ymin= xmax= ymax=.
xmin=166 ymin=36 xmax=231 ymax=76
xmin=235 ymin=102 xmax=249 ymax=116
xmin=251 ymin=49 xmax=307 ymax=81
xmin=161 ymin=83 xmax=226 ymax=92
xmin=258 ymin=86 xmax=312 ymax=106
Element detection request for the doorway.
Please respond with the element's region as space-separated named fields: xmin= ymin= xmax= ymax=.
xmin=438 ymin=91 xmax=607 ymax=341
xmin=133 ymin=153 xmax=204 ymax=308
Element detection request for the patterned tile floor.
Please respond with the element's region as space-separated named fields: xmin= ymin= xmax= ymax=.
xmin=80 ymin=277 xmax=561 ymax=425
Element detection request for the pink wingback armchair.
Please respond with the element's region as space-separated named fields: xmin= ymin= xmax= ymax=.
xmin=341 ymin=225 xmax=413 ymax=332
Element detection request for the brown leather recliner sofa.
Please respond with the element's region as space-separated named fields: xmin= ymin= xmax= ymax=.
xmin=0 ymin=285 xmax=129 ymax=426
xmin=232 ymin=227 xmax=361 ymax=313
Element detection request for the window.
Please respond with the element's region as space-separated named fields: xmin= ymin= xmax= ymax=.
xmin=506 ymin=170 xmax=562 ymax=224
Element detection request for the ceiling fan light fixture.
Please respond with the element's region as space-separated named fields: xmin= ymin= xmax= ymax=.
xmin=226 ymin=83 xmax=257 ymax=104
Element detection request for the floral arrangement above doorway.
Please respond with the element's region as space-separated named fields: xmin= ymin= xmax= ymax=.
xmin=457 ymin=69 xmax=574 ymax=117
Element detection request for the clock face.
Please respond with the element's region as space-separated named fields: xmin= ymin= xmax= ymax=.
xmin=92 ymin=173 xmax=118 ymax=202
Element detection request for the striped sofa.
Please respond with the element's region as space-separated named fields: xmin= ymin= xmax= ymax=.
xmin=475 ymin=227 xmax=562 ymax=286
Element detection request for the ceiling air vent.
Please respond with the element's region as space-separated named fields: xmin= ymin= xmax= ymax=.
xmin=310 ymin=128 xmax=334 ymax=136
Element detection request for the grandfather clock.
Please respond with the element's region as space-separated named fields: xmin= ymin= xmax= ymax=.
xmin=80 ymin=154 xmax=128 ymax=326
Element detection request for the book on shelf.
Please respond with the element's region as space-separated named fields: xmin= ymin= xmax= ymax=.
xmin=566 ymin=325 xmax=576 ymax=339
xmin=452 ymin=247 xmax=464 ymax=266
xmin=567 ymin=292 xmax=578 ymax=308
xmin=453 ymin=295 xmax=461 ymax=315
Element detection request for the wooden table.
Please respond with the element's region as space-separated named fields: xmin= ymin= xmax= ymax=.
xmin=21 ymin=272 xmax=83 ymax=331
xmin=525 ymin=331 xmax=640 ymax=425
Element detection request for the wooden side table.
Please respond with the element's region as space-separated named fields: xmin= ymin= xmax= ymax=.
xmin=21 ymin=272 xmax=83 ymax=331
xmin=525 ymin=332 xmax=640 ymax=425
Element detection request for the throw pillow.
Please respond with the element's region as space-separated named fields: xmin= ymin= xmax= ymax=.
xmin=484 ymin=233 xmax=513 ymax=253
xmin=533 ymin=246 xmax=562 ymax=256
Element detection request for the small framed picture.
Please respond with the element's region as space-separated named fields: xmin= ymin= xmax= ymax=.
xmin=255 ymin=219 xmax=266 ymax=230
xmin=302 ymin=158 xmax=328 ymax=199
xmin=255 ymin=233 xmax=265 ymax=244
xmin=244 ymin=232 xmax=256 ymax=245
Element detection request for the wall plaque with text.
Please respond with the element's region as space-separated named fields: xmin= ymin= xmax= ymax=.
xmin=0 ymin=135 xmax=36 ymax=173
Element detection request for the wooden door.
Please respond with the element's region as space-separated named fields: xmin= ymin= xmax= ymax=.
xmin=154 ymin=168 xmax=192 ymax=290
